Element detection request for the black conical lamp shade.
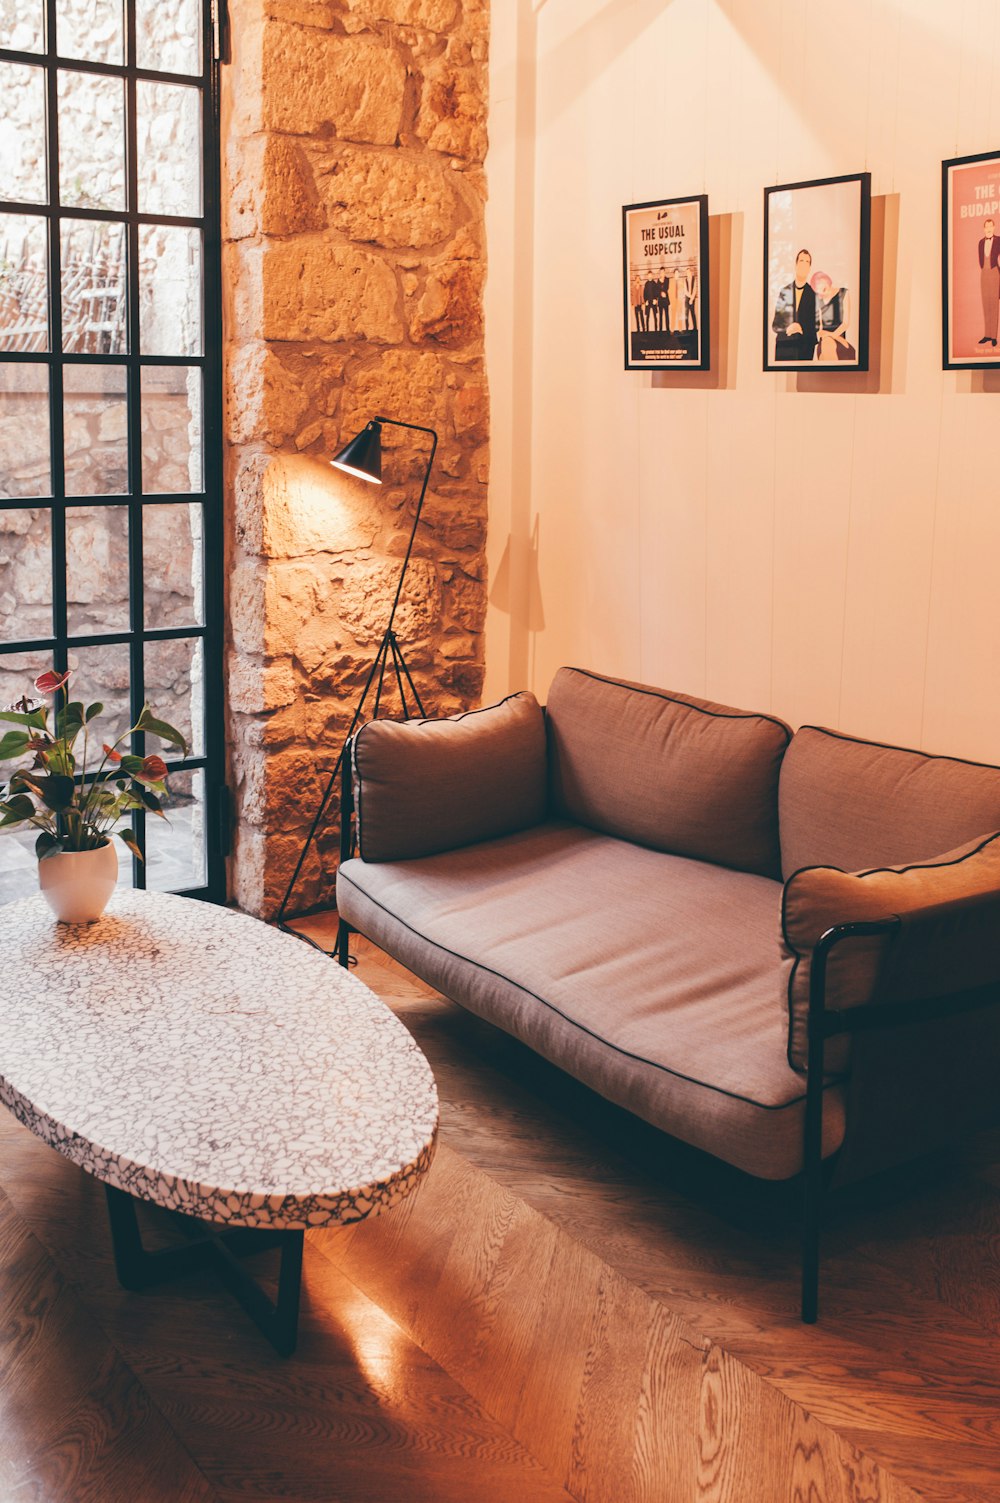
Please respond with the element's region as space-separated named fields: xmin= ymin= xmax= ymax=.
xmin=330 ymin=420 xmax=383 ymax=484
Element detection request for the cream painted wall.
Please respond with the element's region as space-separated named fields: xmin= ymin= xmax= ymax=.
xmin=484 ymin=0 xmax=1000 ymax=762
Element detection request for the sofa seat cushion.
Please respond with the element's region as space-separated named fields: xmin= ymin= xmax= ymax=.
xmin=337 ymin=823 xmax=845 ymax=1180
xmin=779 ymin=725 xmax=1000 ymax=878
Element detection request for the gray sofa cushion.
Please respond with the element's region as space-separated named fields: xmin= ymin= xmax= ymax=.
xmin=337 ymin=822 xmax=845 ymax=1180
xmin=782 ymin=830 xmax=1000 ymax=1072
xmin=545 ymin=667 xmax=791 ymax=879
xmin=779 ymin=725 xmax=1000 ymax=879
xmin=353 ymin=691 xmax=547 ymax=862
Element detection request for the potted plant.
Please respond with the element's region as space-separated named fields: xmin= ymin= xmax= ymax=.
xmin=0 ymin=669 xmax=189 ymax=923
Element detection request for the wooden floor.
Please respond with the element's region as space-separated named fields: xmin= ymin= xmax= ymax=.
xmin=2 ymin=923 xmax=1000 ymax=1501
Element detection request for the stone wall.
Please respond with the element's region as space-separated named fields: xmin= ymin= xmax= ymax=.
xmin=223 ymin=0 xmax=489 ymax=918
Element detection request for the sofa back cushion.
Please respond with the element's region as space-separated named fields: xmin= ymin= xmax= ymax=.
xmin=545 ymin=667 xmax=791 ymax=878
xmin=779 ymin=725 xmax=1000 ymax=879
xmin=781 ymin=831 xmax=1000 ymax=1071
xmin=354 ymin=691 xmax=547 ymax=862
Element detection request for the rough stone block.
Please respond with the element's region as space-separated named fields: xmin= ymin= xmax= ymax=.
xmin=315 ymin=145 xmax=461 ymax=250
xmin=337 ymin=556 xmax=440 ymax=646
xmin=262 ymin=24 xmax=406 ymax=146
xmin=226 ymin=343 xmax=312 ymax=447
xmin=343 ymin=0 xmax=460 ymax=31
xmin=408 ymin=258 xmax=483 ymax=345
xmin=414 ymin=53 xmax=487 ymax=161
xmin=260 ymin=239 xmax=403 ymax=344
xmin=236 ymin=451 xmax=381 ymax=560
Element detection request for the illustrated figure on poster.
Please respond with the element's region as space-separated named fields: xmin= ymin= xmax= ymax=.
xmin=657 ymin=270 xmax=670 ymax=334
xmin=684 ymin=265 xmax=698 ymax=332
xmin=643 ymin=270 xmax=659 ymax=330
xmin=673 ymin=264 xmax=696 ymax=332
xmin=668 ymin=267 xmax=682 ymax=332
xmin=630 ymin=269 xmax=646 ymax=332
xmin=812 ymin=271 xmax=853 ymax=362
xmin=978 ymin=217 xmax=999 ymax=348
xmin=771 ymin=248 xmax=818 ymax=362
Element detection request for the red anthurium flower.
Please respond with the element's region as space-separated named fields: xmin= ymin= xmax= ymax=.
xmin=34 ymin=669 xmax=70 ymax=695
xmin=136 ymin=754 xmax=169 ymax=783
xmin=102 ymin=744 xmax=122 ymax=763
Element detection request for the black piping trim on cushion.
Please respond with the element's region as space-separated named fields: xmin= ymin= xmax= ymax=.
xmin=780 ymin=829 xmax=1000 ymax=1072
xmin=792 ymin=722 xmax=1000 ymax=776
xmin=338 ymin=865 xmax=845 ymax=1116
xmin=559 ymin=666 xmax=794 ymax=742
xmin=353 ymin=691 xmax=540 ymax=865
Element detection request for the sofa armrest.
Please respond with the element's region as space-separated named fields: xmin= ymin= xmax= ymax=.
xmin=351 ymin=691 xmax=548 ymax=863
xmin=782 ymin=830 xmax=1000 ymax=1070
xmin=812 ymin=889 xmax=1000 ymax=1031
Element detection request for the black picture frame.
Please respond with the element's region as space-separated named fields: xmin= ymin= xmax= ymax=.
xmin=622 ymin=195 xmax=709 ymax=371
xmin=942 ymin=148 xmax=1000 ymax=370
xmin=763 ymin=172 xmax=871 ymax=372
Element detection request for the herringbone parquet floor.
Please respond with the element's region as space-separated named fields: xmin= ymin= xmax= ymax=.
xmin=2 ymin=924 xmax=998 ymax=1502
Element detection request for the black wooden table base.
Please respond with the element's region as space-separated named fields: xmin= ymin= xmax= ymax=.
xmin=104 ymin=1185 xmax=305 ymax=1357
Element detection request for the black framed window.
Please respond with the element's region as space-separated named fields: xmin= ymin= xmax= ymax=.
xmin=0 ymin=0 xmax=226 ymax=905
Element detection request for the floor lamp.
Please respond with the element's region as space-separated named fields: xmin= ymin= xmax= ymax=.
xmin=276 ymin=415 xmax=438 ymax=953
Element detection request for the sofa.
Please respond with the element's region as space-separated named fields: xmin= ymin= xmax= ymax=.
xmin=335 ymin=667 xmax=1000 ymax=1319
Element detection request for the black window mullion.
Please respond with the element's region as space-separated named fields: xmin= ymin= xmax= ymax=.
xmin=43 ymin=0 xmax=66 ymax=677
xmin=124 ymin=0 xmax=146 ymax=888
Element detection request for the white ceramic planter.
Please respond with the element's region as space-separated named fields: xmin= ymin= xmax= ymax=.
xmin=38 ymin=842 xmax=119 ymax=924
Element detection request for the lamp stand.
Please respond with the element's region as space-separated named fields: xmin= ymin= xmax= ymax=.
xmin=275 ymin=417 xmax=437 ymax=953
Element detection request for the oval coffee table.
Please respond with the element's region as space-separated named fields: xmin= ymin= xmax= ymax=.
xmin=0 ymin=889 xmax=438 ymax=1354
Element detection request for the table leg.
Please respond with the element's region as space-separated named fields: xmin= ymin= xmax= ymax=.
xmin=104 ymin=1185 xmax=304 ymax=1357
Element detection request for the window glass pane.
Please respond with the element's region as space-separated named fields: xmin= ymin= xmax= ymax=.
xmin=136 ymin=0 xmax=200 ymax=75
xmin=64 ymin=364 xmax=128 ymax=497
xmin=136 ymin=81 xmax=201 ymax=217
xmin=0 ymin=364 xmax=50 ymax=497
xmin=65 ymin=639 xmax=130 ymax=737
xmin=144 ymin=635 xmax=202 ymax=756
xmin=56 ymin=0 xmax=124 ymax=64
xmin=66 ymin=504 xmax=128 ymax=636
xmin=0 ymin=214 xmax=48 ymax=352
xmin=61 ymin=218 xmax=127 ymax=354
xmin=0 ymin=649 xmax=52 ymax=909
xmin=147 ymin=766 xmax=205 ymax=892
xmin=58 ymin=71 xmax=125 ymax=211
xmin=0 ymin=63 xmax=47 ymax=204
xmin=138 ymin=224 xmax=201 ymax=356
xmin=0 ymin=505 xmax=51 ymax=641
xmin=0 ymin=2 xmax=45 ymax=52
xmin=141 ymin=367 xmax=201 ymax=493
xmin=143 ymin=503 xmax=202 ymax=628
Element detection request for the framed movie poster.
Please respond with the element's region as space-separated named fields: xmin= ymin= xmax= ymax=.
xmin=942 ymin=149 xmax=1000 ymax=369
xmin=622 ymin=195 xmax=709 ymax=370
xmin=763 ymin=173 xmax=871 ymax=371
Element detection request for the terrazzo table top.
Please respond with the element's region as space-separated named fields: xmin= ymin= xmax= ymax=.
xmin=0 ymin=890 xmax=438 ymax=1229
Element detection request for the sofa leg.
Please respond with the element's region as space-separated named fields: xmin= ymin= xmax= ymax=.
xmin=801 ymin=1162 xmax=821 ymax=1323
xmin=336 ymin=917 xmax=352 ymax=969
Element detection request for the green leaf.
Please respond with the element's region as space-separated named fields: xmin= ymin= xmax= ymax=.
xmin=84 ymin=702 xmax=104 ymax=722
xmin=131 ymin=784 xmax=166 ymax=817
xmin=0 ymin=708 xmax=46 ymax=731
xmin=8 ymin=770 xmax=42 ymax=795
xmin=119 ymin=754 xmax=145 ymax=776
xmin=56 ymin=701 xmax=85 ymax=739
xmin=117 ymin=829 xmax=144 ymax=862
xmin=0 ymin=730 xmax=30 ymax=761
xmin=0 ymin=794 xmax=36 ymax=826
xmin=34 ymin=773 xmax=76 ymax=811
xmin=135 ymin=704 xmax=189 ymax=754
xmin=35 ymin=831 xmax=61 ymax=859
